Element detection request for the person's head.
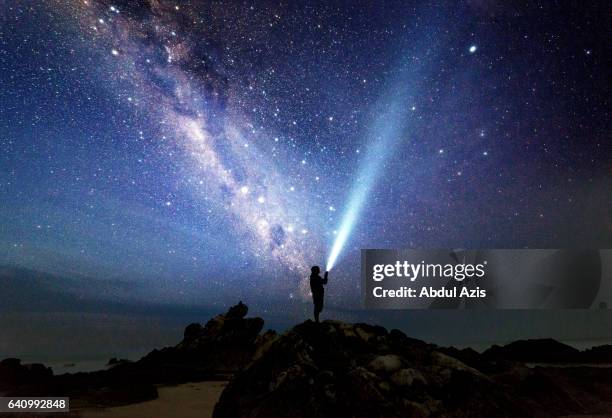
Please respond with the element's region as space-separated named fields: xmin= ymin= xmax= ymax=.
xmin=311 ymin=265 xmax=320 ymax=275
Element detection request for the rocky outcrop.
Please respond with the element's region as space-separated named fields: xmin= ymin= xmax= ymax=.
xmin=0 ymin=358 xmax=53 ymax=396
xmin=106 ymin=357 xmax=132 ymax=367
xmin=483 ymin=338 xmax=581 ymax=363
xmin=140 ymin=301 xmax=263 ymax=373
xmin=213 ymin=320 xmax=532 ymax=418
xmin=470 ymin=339 xmax=612 ymax=365
xmin=579 ymin=344 xmax=612 ymax=363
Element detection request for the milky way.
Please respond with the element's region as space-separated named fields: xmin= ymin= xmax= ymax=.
xmin=1 ymin=1 xmax=609 ymax=311
xmin=71 ymin=1 xmax=333 ymax=295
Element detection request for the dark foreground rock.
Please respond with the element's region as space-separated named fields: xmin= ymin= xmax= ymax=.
xmin=582 ymin=344 xmax=612 ymax=362
xmin=214 ymin=320 xmax=612 ymax=418
xmin=214 ymin=320 xmax=530 ymax=418
xmin=483 ymin=338 xmax=580 ymax=363
xmin=0 ymin=358 xmax=53 ymax=395
xmin=483 ymin=338 xmax=612 ymax=364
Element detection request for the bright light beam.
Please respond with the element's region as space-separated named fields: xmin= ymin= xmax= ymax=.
xmin=326 ymin=78 xmax=413 ymax=271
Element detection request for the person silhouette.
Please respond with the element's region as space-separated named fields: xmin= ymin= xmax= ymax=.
xmin=309 ymin=266 xmax=328 ymax=323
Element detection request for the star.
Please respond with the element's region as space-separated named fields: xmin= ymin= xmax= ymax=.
xmin=2 ymin=0 xmax=606 ymax=325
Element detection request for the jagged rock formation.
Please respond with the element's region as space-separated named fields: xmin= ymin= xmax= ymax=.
xmin=141 ymin=301 xmax=264 ymax=373
xmin=214 ymin=320 xmax=531 ymax=418
xmin=483 ymin=338 xmax=612 ymax=364
xmin=0 ymin=358 xmax=53 ymax=395
xmin=483 ymin=338 xmax=580 ymax=363
xmin=581 ymin=344 xmax=612 ymax=362
xmin=214 ymin=321 xmax=612 ymax=418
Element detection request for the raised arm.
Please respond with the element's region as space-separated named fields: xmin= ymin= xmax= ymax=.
xmin=322 ymin=271 xmax=329 ymax=284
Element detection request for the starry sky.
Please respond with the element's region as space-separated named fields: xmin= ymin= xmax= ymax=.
xmin=1 ymin=0 xmax=610 ymax=322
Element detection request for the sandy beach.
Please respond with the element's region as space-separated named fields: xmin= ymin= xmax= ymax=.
xmin=77 ymin=381 xmax=227 ymax=418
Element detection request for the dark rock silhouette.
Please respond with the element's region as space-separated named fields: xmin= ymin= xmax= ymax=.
xmin=226 ymin=300 xmax=249 ymax=319
xmin=483 ymin=338 xmax=581 ymax=363
xmin=144 ymin=300 xmax=263 ymax=373
xmin=106 ymin=358 xmax=132 ymax=367
xmin=581 ymin=344 xmax=612 ymax=363
xmin=214 ymin=321 xmax=612 ymax=418
xmin=0 ymin=358 xmax=53 ymax=395
xmin=3 ymin=303 xmax=612 ymax=415
xmin=214 ymin=320 xmax=531 ymax=418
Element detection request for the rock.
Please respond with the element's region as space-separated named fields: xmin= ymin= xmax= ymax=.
xmin=253 ymin=330 xmax=279 ymax=361
xmin=145 ymin=302 xmax=264 ymax=373
xmin=367 ymin=355 xmax=403 ymax=374
xmin=581 ymin=344 xmax=612 ymax=363
xmin=438 ymin=346 xmax=503 ymax=374
xmin=213 ymin=320 xmax=531 ymax=418
xmin=390 ymin=368 xmax=427 ymax=387
xmin=0 ymin=358 xmax=54 ymax=396
xmin=183 ymin=322 xmax=205 ymax=342
xmin=430 ymin=352 xmax=483 ymax=376
xmin=483 ymin=338 xmax=580 ymax=363
xmin=106 ymin=358 xmax=131 ymax=367
xmin=226 ymin=301 xmax=248 ymax=319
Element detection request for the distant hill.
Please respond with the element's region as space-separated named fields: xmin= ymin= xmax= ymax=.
xmin=484 ymin=338 xmax=612 ymax=363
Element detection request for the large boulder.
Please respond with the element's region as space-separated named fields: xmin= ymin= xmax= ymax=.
xmin=213 ymin=320 xmax=531 ymax=418
xmin=140 ymin=301 xmax=264 ymax=373
xmin=581 ymin=344 xmax=612 ymax=363
xmin=0 ymin=358 xmax=53 ymax=395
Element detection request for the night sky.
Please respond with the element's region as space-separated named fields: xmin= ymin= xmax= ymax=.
xmin=1 ymin=1 xmax=610 ymax=355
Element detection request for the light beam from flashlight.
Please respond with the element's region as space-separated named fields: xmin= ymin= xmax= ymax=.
xmin=326 ymin=90 xmax=411 ymax=271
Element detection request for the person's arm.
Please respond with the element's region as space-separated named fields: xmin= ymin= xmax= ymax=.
xmin=322 ymin=271 xmax=328 ymax=284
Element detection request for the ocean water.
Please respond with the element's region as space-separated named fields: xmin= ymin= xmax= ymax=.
xmin=46 ymin=360 xmax=111 ymax=374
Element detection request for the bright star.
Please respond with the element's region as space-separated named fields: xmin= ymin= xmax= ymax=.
xmin=469 ymin=45 xmax=477 ymax=53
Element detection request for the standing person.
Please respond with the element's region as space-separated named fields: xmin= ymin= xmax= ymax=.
xmin=309 ymin=266 xmax=328 ymax=323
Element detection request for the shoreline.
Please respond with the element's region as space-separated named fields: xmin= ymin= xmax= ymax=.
xmin=76 ymin=381 xmax=228 ymax=418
